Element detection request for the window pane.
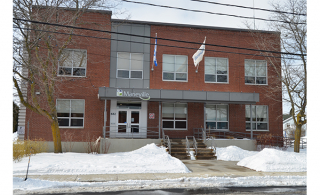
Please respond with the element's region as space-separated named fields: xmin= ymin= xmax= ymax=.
xmin=206 ymin=122 xmax=216 ymax=129
xmin=59 ymin=67 xmax=72 ymax=76
xmin=131 ymin=71 xmax=142 ymax=79
xmin=118 ymin=70 xmax=129 ymax=78
xmin=175 ymin=56 xmax=187 ymax=73
xmin=245 ymin=60 xmax=255 ymax=76
xmin=60 ymin=50 xmax=73 ymax=67
xmin=245 ymin=105 xmax=256 ymax=121
xmin=217 ymin=75 xmax=227 ymax=82
xmin=58 ymin=118 xmax=69 ymax=126
xmin=131 ymin=125 xmax=139 ymax=133
xmin=118 ymin=53 xmax=130 ymax=69
xmin=163 ymin=55 xmax=175 ymax=72
xmin=175 ymin=104 xmax=187 ymax=120
xmin=205 ymin=74 xmax=216 ymax=82
xmin=131 ymin=111 xmax=139 ymax=124
xmin=73 ymin=50 xmax=87 ymax=68
xmin=175 ymin=121 xmax=186 ymax=129
xmin=245 ymin=76 xmax=255 ymax=84
xmin=176 ymin=73 xmax=187 ymax=80
xmin=118 ymin=125 xmax=126 ymax=133
xmin=205 ymin=58 xmax=216 ymax=74
xmin=71 ymin=119 xmax=83 ymax=127
xmin=163 ymin=72 xmax=174 ymax=80
xmin=118 ymin=111 xmax=127 ymax=123
xmin=163 ymin=121 xmax=174 ymax=128
xmin=216 ymin=105 xmax=228 ymax=121
xmin=57 ymin=113 xmax=69 ymax=117
xmin=217 ymin=58 xmax=227 ymax=74
xmin=57 ymin=100 xmax=70 ymax=113
xmin=206 ymin=105 xmax=216 ymax=121
xmin=162 ymin=103 xmax=174 ymax=120
xmin=131 ymin=53 xmax=143 ymax=70
xmin=217 ymin=122 xmax=228 ymax=129
xmin=73 ymin=68 xmax=86 ymax=76
xmin=256 ymin=106 xmax=268 ymax=122
xmin=71 ymin=100 xmax=84 ymax=114
xmin=256 ymin=77 xmax=266 ymax=84
xmin=246 ymin=122 xmax=251 ymax=129
xmin=257 ymin=123 xmax=267 ymax=130
xmin=256 ymin=61 xmax=266 ymax=76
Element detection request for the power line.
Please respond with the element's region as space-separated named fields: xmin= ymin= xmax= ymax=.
xmin=14 ymin=26 xmax=302 ymax=61
xmin=13 ymin=18 xmax=306 ymax=57
xmin=190 ymin=0 xmax=306 ymax=16
xmin=120 ymin=0 xmax=306 ymax=25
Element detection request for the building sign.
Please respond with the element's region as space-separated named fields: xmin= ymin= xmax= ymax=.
xmin=117 ymin=89 xmax=150 ymax=100
xmin=149 ymin=113 xmax=155 ymax=119
xmin=17 ymin=126 xmax=25 ymax=134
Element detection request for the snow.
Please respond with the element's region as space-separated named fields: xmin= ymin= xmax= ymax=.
xmin=13 ymin=132 xmax=18 ymax=141
xmin=13 ymin=143 xmax=190 ymax=175
xmin=216 ymin=146 xmax=258 ymax=161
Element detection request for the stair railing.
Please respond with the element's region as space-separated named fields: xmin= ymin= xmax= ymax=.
xmin=164 ymin=135 xmax=171 ymax=154
xmin=186 ymin=136 xmax=190 ymax=156
xmin=208 ymin=136 xmax=216 ymax=153
xmin=193 ymin=136 xmax=198 ymax=157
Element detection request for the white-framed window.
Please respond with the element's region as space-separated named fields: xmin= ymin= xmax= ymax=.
xmin=163 ymin=54 xmax=188 ymax=81
xmin=58 ymin=49 xmax=87 ymax=77
xmin=245 ymin=59 xmax=267 ymax=84
xmin=57 ymin=99 xmax=85 ymax=128
xmin=245 ymin=105 xmax=268 ymax=131
xmin=117 ymin=52 xmax=143 ymax=79
xmin=205 ymin=57 xmax=228 ymax=83
xmin=205 ymin=104 xmax=229 ymax=130
xmin=162 ymin=103 xmax=187 ymax=130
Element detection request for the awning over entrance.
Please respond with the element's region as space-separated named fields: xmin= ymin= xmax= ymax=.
xmin=98 ymin=87 xmax=259 ymax=104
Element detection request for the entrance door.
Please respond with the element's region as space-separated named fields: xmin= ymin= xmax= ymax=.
xmin=117 ymin=110 xmax=140 ymax=134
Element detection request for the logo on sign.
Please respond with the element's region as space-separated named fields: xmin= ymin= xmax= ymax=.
xmin=117 ymin=89 xmax=123 ymax=96
xmin=117 ymin=89 xmax=151 ymax=100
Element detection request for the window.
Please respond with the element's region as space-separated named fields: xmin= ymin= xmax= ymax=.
xmin=162 ymin=103 xmax=187 ymax=129
xmin=205 ymin=104 xmax=228 ymax=130
xmin=205 ymin=57 xmax=228 ymax=83
xmin=245 ymin=59 xmax=267 ymax=84
xmin=117 ymin=52 xmax=143 ymax=79
xmin=163 ymin=55 xmax=188 ymax=81
xmin=245 ymin=105 xmax=268 ymax=131
xmin=58 ymin=49 xmax=87 ymax=76
xmin=57 ymin=99 xmax=85 ymax=128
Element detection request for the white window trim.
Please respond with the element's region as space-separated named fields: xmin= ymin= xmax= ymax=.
xmin=245 ymin=59 xmax=268 ymax=85
xmin=116 ymin=52 xmax=144 ymax=79
xmin=56 ymin=99 xmax=85 ymax=128
xmin=204 ymin=57 xmax=229 ymax=84
xmin=162 ymin=103 xmax=188 ymax=130
xmin=245 ymin=105 xmax=269 ymax=131
xmin=205 ymin=104 xmax=229 ymax=131
xmin=58 ymin=49 xmax=87 ymax=77
xmin=162 ymin=54 xmax=188 ymax=82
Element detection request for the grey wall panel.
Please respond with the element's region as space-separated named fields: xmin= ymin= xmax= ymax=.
xmin=129 ymin=79 xmax=144 ymax=88
xmin=117 ymin=40 xmax=130 ymax=52
xmin=143 ymin=79 xmax=150 ymax=88
xmin=109 ymin=78 xmax=116 ymax=88
xmin=117 ymin=79 xmax=130 ymax=88
xmin=253 ymin=93 xmax=259 ymax=102
xmin=143 ymin=54 xmax=150 ymax=80
xmin=161 ymin=90 xmax=183 ymax=99
xmin=110 ymin=51 xmax=117 ymax=78
xmin=183 ymin=91 xmax=206 ymax=100
xmin=207 ymin=92 xmax=230 ymax=101
xmin=230 ymin=93 xmax=253 ymax=102
xmin=131 ymin=42 xmax=144 ymax=52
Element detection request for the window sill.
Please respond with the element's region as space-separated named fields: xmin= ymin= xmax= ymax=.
xmin=59 ymin=127 xmax=84 ymax=129
xmin=57 ymin=75 xmax=86 ymax=78
xmin=245 ymin=83 xmax=268 ymax=86
xmin=245 ymin=129 xmax=269 ymax=131
xmin=162 ymin=80 xmax=188 ymax=82
xmin=205 ymin=82 xmax=229 ymax=84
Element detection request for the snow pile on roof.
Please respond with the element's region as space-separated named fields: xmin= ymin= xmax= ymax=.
xmin=13 ymin=143 xmax=190 ymax=175
xmin=237 ymin=148 xmax=306 ymax=172
xmin=216 ymin=146 xmax=258 ymax=161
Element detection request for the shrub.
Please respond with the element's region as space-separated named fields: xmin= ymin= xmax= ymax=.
xmin=256 ymin=133 xmax=287 ymax=151
xmin=13 ymin=139 xmax=48 ymax=162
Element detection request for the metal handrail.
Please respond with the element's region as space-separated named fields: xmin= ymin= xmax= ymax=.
xmin=193 ymin=136 xmax=198 ymax=157
xmin=164 ymin=135 xmax=171 ymax=154
xmin=185 ymin=136 xmax=190 ymax=156
xmin=103 ymin=126 xmax=161 ymax=139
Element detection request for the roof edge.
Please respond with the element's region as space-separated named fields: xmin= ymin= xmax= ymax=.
xmin=32 ymin=6 xmax=112 ymax=15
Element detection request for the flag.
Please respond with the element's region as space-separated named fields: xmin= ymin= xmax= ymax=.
xmin=192 ymin=37 xmax=206 ymax=67
xmin=153 ymin=33 xmax=158 ymax=66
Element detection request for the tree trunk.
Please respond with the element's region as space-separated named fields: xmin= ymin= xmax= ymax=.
xmin=294 ymin=125 xmax=302 ymax=153
xmin=51 ymin=120 xmax=62 ymax=153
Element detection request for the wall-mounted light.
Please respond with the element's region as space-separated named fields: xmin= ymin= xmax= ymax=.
xmin=35 ymin=92 xmax=40 ymax=95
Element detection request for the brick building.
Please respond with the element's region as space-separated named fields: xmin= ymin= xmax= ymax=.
xmin=20 ymin=8 xmax=282 ymax=142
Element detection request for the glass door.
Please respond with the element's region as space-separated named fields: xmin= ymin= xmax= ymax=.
xmin=130 ymin=111 xmax=140 ymax=133
xmin=118 ymin=110 xmax=127 ymax=133
xmin=118 ymin=110 xmax=140 ymax=133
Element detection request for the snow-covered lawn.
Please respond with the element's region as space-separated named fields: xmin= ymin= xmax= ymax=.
xmin=216 ymin=146 xmax=306 ymax=172
xmin=13 ymin=143 xmax=190 ymax=175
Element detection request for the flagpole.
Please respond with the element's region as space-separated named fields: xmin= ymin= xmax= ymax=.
xmin=152 ymin=33 xmax=157 ymax=71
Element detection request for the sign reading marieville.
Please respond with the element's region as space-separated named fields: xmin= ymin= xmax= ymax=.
xmin=117 ymin=89 xmax=150 ymax=100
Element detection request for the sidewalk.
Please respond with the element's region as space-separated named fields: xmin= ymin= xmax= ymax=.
xmin=13 ymin=160 xmax=306 ymax=182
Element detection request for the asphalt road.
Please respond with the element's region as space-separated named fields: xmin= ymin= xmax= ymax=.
xmin=46 ymin=186 xmax=307 ymax=195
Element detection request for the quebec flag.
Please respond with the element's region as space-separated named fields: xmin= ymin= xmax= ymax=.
xmin=192 ymin=37 xmax=206 ymax=67
xmin=153 ymin=33 xmax=158 ymax=66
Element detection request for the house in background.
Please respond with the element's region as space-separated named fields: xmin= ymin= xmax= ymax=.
xmin=18 ymin=8 xmax=283 ymax=152
xmin=283 ymin=116 xmax=307 ymax=139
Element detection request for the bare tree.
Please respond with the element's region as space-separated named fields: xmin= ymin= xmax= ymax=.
xmin=245 ymin=0 xmax=306 ymax=152
xmin=13 ymin=0 xmax=125 ymax=153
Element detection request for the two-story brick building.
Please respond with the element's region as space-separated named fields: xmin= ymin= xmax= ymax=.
xmin=20 ymin=8 xmax=282 ymax=144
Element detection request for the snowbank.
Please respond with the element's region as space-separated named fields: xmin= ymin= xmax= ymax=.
xmin=237 ymin=148 xmax=306 ymax=172
xmin=13 ymin=132 xmax=18 ymax=141
xmin=13 ymin=143 xmax=190 ymax=175
xmin=216 ymin=146 xmax=258 ymax=161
